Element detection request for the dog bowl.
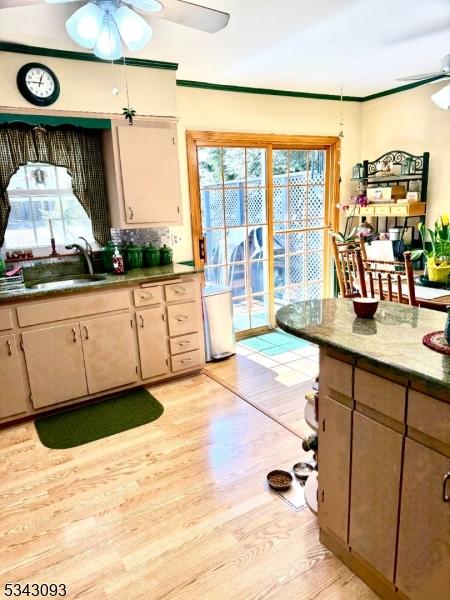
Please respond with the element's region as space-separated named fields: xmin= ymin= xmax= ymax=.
xmin=267 ymin=470 xmax=293 ymax=491
xmin=353 ymin=297 xmax=379 ymax=319
xmin=293 ymin=462 xmax=314 ymax=480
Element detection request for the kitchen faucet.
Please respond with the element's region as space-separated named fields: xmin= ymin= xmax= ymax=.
xmin=65 ymin=237 xmax=94 ymax=275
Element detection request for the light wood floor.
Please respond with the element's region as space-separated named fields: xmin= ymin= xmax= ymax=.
xmin=205 ymin=354 xmax=315 ymax=438
xmin=0 ymin=374 xmax=377 ymax=599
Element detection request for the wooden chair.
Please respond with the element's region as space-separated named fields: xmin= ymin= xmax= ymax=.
xmin=360 ymin=251 xmax=418 ymax=306
xmin=331 ymin=238 xmax=368 ymax=298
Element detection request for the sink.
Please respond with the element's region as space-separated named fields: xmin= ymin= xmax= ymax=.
xmin=26 ymin=275 xmax=107 ymax=291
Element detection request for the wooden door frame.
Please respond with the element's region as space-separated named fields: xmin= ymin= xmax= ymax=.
xmin=186 ymin=130 xmax=341 ymax=327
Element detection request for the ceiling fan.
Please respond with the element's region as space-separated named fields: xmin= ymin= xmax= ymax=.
xmin=396 ymin=53 xmax=450 ymax=109
xmin=0 ymin=0 xmax=230 ymax=60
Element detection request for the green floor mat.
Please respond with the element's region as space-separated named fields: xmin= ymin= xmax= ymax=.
xmin=35 ymin=388 xmax=164 ymax=449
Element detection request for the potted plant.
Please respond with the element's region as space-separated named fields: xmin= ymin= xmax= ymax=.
xmin=411 ymin=215 xmax=450 ymax=283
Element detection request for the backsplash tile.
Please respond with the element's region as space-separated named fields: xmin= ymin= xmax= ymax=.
xmin=110 ymin=227 xmax=171 ymax=246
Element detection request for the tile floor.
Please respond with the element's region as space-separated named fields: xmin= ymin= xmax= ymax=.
xmin=238 ymin=329 xmax=319 ymax=387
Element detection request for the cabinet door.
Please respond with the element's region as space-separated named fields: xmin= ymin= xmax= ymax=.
xmin=136 ymin=307 xmax=169 ymax=380
xmin=318 ymin=395 xmax=352 ymax=542
xmin=396 ymin=439 xmax=450 ymax=600
xmin=349 ymin=412 xmax=403 ymax=582
xmin=22 ymin=324 xmax=88 ymax=408
xmin=81 ymin=314 xmax=138 ymax=394
xmin=117 ymin=122 xmax=181 ymax=225
xmin=0 ymin=335 xmax=27 ymax=418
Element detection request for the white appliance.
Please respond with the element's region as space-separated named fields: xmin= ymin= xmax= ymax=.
xmin=202 ymin=284 xmax=235 ymax=362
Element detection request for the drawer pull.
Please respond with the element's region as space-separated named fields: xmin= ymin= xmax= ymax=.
xmin=443 ymin=472 xmax=450 ymax=502
xmin=129 ymin=206 xmax=134 ymax=221
xmin=84 ymin=325 xmax=89 ymax=340
xmin=176 ymin=315 xmax=189 ymax=322
xmin=139 ymin=314 xmax=145 ymax=328
xmin=72 ymin=327 xmax=77 ymax=343
xmin=173 ymin=286 xmax=186 ymax=294
xmin=140 ymin=293 xmax=153 ymax=300
xmin=178 ymin=340 xmax=192 ymax=347
xmin=181 ymin=357 xmax=193 ymax=364
xmin=6 ymin=339 xmax=12 ymax=355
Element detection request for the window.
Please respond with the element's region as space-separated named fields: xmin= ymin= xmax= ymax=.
xmin=5 ymin=162 xmax=95 ymax=250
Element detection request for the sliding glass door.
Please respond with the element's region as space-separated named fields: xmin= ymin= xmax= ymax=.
xmin=198 ymin=146 xmax=270 ymax=332
xmin=188 ymin=133 xmax=338 ymax=337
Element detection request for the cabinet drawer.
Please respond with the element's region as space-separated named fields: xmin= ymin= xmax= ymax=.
xmin=167 ymin=302 xmax=199 ymax=337
xmin=354 ymin=368 xmax=406 ymax=422
xmin=0 ymin=309 xmax=13 ymax=331
xmin=133 ymin=286 xmax=162 ymax=307
xmin=169 ymin=333 xmax=200 ymax=355
xmin=17 ymin=291 xmax=130 ymax=327
xmin=376 ymin=205 xmax=391 ymax=215
xmin=320 ymin=355 xmax=352 ymax=399
xmin=165 ymin=280 xmax=196 ymax=303
xmin=359 ymin=206 xmax=374 ymax=215
xmin=408 ymin=390 xmax=450 ymax=446
xmin=391 ymin=205 xmax=408 ymax=216
xmin=171 ymin=349 xmax=202 ymax=372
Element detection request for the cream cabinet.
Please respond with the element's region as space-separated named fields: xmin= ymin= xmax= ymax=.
xmin=318 ymin=394 xmax=352 ymax=543
xmin=395 ymin=439 xmax=450 ymax=600
xmin=136 ymin=307 xmax=169 ymax=380
xmin=103 ymin=119 xmax=182 ymax=228
xmin=81 ymin=314 xmax=138 ymax=394
xmin=349 ymin=412 xmax=403 ymax=582
xmin=0 ymin=334 xmax=27 ymax=418
xmin=23 ymin=315 xmax=137 ymax=408
xmin=22 ymin=324 xmax=88 ymax=409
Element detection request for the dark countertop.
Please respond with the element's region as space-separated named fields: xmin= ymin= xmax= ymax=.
xmin=0 ymin=264 xmax=203 ymax=305
xmin=276 ymin=298 xmax=450 ymax=390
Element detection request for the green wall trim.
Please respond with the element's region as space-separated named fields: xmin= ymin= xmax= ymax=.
xmin=0 ymin=41 xmax=443 ymax=102
xmin=0 ymin=112 xmax=111 ymax=129
xmin=362 ymin=75 xmax=444 ymax=101
xmin=176 ymin=79 xmax=363 ymax=102
xmin=0 ymin=41 xmax=179 ymax=71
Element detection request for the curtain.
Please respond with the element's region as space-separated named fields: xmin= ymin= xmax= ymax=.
xmin=0 ymin=125 xmax=110 ymax=246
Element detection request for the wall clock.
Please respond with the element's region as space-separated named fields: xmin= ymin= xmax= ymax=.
xmin=16 ymin=63 xmax=60 ymax=107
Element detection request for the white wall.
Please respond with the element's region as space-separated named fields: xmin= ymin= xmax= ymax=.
xmin=361 ymin=84 xmax=450 ymax=227
xmin=173 ymin=86 xmax=362 ymax=260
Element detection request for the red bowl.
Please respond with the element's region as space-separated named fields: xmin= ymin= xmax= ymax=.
xmin=353 ymin=298 xmax=379 ymax=318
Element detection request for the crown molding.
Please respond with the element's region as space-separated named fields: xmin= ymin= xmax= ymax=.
xmin=0 ymin=41 xmax=179 ymax=70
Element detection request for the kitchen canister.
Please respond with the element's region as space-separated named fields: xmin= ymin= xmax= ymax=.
xmin=102 ymin=241 xmax=116 ymax=273
xmin=143 ymin=243 xmax=160 ymax=268
xmin=159 ymin=244 xmax=173 ymax=266
xmin=124 ymin=242 xmax=143 ymax=270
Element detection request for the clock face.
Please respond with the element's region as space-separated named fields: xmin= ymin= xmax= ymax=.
xmin=25 ymin=67 xmax=55 ymax=99
xmin=17 ymin=63 xmax=60 ymax=107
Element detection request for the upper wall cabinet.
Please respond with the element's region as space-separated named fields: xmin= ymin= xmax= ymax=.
xmin=103 ymin=118 xmax=182 ymax=228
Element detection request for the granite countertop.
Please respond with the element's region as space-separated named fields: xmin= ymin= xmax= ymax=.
xmin=276 ymin=298 xmax=450 ymax=389
xmin=0 ymin=264 xmax=203 ymax=305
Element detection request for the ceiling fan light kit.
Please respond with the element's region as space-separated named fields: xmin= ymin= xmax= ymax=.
xmin=64 ymin=1 xmax=153 ymax=60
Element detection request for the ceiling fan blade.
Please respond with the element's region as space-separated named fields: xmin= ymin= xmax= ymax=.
xmin=140 ymin=0 xmax=230 ymax=33
xmin=396 ymin=72 xmax=443 ymax=81
xmin=0 ymin=0 xmax=44 ymax=7
xmin=0 ymin=0 xmax=77 ymax=6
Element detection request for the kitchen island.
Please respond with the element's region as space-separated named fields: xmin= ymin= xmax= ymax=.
xmin=277 ymin=299 xmax=449 ymax=600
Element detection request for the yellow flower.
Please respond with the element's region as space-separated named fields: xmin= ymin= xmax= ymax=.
xmin=441 ymin=214 xmax=449 ymax=226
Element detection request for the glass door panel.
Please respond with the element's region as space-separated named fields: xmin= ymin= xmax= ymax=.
xmin=273 ymin=149 xmax=327 ymax=313
xmin=198 ymin=146 xmax=270 ymax=334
